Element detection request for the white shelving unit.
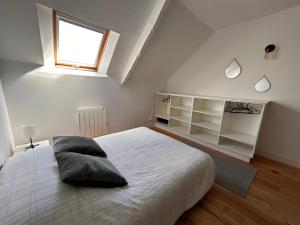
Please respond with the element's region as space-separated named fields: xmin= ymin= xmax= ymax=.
xmin=154 ymin=92 xmax=269 ymax=162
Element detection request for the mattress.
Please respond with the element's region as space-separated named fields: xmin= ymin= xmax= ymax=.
xmin=0 ymin=127 xmax=215 ymax=225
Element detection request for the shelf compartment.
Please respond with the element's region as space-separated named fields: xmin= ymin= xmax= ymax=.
xmin=155 ymin=117 xmax=169 ymax=130
xmin=155 ymin=122 xmax=168 ymax=130
xmin=193 ymin=98 xmax=224 ymax=117
xmin=156 ymin=117 xmax=168 ymax=124
xmin=220 ymin=103 xmax=263 ymax=146
xmin=191 ymin=112 xmax=221 ymax=131
xmin=221 ymin=101 xmax=264 ymax=139
xmin=169 ymin=119 xmax=190 ymax=135
xmin=155 ymin=114 xmax=169 ymax=120
xmin=220 ymin=130 xmax=256 ymax=146
xmin=155 ymin=94 xmax=170 ymax=120
xmin=170 ymin=107 xmax=191 ymax=123
xmin=219 ymin=137 xmax=254 ymax=158
xmin=192 ymin=121 xmax=221 ymax=131
xmin=190 ymin=125 xmax=219 ymax=144
xmin=170 ymin=95 xmax=193 ymax=110
xmin=224 ymin=101 xmax=264 ymax=114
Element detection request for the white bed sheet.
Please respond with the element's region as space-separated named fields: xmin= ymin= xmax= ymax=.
xmin=0 ymin=127 xmax=215 ymax=225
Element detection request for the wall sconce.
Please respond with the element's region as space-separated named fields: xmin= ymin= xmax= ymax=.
xmin=264 ymin=44 xmax=276 ymax=60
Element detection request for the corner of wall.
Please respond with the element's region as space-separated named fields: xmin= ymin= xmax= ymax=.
xmin=0 ymin=69 xmax=15 ymax=165
xmin=256 ymin=150 xmax=300 ymax=169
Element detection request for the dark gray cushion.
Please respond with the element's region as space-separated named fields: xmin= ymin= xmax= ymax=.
xmin=55 ymin=152 xmax=127 ymax=187
xmin=53 ymin=136 xmax=107 ymax=157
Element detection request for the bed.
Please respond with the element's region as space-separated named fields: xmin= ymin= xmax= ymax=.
xmin=0 ymin=127 xmax=215 ymax=225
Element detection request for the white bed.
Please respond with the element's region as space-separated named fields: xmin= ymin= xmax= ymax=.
xmin=0 ymin=127 xmax=215 ymax=225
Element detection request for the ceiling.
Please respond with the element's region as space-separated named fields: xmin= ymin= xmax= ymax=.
xmin=1 ymin=0 xmax=300 ymax=82
xmin=0 ymin=0 xmax=156 ymax=66
xmin=0 ymin=0 xmax=210 ymax=84
xmin=179 ymin=0 xmax=300 ymax=30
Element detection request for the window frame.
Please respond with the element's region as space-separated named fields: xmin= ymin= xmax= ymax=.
xmin=53 ymin=10 xmax=110 ymax=72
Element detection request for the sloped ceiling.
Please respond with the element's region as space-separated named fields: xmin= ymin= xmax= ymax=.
xmin=179 ymin=0 xmax=300 ymax=30
xmin=0 ymin=0 xmax=212 ymax=84
xmin=1 ymin=0 xmax=300 ymax=83
xmin=0 ymin=0 xmax=157 ymax=70
xmin=128 ymin=0 xmax=212 ymax=83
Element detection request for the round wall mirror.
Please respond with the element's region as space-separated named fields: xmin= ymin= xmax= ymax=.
xmin=255 ymin=75 xmax=271 ymax=92
xmin=225 ymin=58 xmax=242 ymax=79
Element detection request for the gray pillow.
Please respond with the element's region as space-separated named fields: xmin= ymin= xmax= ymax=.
xmin=53 ymin=136 xmax=106 ymax=157
xmin=55 ymin=151 xmax=127 ymax=187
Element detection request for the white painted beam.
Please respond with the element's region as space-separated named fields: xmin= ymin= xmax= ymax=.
xmin=120 ymin=0 xmax=170 ymax=84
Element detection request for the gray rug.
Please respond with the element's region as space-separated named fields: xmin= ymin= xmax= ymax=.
xmin=183 ymin=141 xmax=257 ymax=197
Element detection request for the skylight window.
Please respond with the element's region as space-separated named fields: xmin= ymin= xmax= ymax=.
xmin=53 ymin=11 xmax=109 ymax=71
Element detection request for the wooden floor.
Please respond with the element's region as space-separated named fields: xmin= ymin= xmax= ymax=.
xmin=152 ymin=128 xmax=300 ymax=225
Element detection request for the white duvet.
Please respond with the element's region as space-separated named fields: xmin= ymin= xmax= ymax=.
xmin=0 ymin=127 xmax=215 ymax=225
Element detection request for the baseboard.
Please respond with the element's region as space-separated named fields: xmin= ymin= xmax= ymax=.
xmin=256 ymin=151 xmax=300 ymax=169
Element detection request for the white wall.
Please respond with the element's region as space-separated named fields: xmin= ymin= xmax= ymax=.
xmin=0 ymin=78 xmax=14 ymax=165
xmin=167 ymin=6 xmax=300 ymax=167
xmin=0 ymin=59 xmax=164 ymax=146
xmin=0 ymin=0 xmax=209 ymax=146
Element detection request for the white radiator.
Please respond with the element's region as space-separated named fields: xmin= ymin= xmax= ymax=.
xmin=78 ymin=106 xmax=107 ymax=137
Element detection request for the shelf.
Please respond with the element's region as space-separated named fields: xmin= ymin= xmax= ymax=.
xmin=169 ymin=125 xmax=190 ymax=134
xmin=169 ymin=115 xmax=190 ymax=123
xmin=156 ymin=114 xmax=169 ymax=120
xmin=220 ymin=130 xmax=256 ymax=145
xmin=193 ymin=98 xmax=225 ymax=117
xmin=191 ymin=132 xmax=219 ymax=145
xmin=193 ymin=109 xmax=223 ymax=117
xmin=155 ymin=122 xmax=168 ymax=129
xmin=192 ymin=121 xmax=221 ymax=131
xmin=219 ymin=139 xmax=254 ymax=158
xmin=171 ymin=105 xmax=192 ymax=110
xmin=156 ymin=93 xmax=170 ymax=96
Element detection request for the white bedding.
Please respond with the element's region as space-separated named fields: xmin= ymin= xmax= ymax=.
xmin=0 ymin=127 xmax=215 ymax=225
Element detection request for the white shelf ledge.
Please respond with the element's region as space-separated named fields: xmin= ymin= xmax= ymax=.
xmin=169 ymin=115 xmax=190 ymax=123
xmin=193 ymin=109 xmax=223 ymax=117
xmin=155 ymin=122 xmax=169 ymax=130
xmin=171 ymin=105 xmax=192 ymax=110
xmin=220 ymin=130 xmax=256 ymax=146
xmin=220 ymin=140 xmax=254 ymax=158
xmin=191 ymin=121 xmax=221 ymax=131
xmin=156 ymin=114 xmax=169 ymax=120
xmin=169 ymin=125 xmax=190 ymax=135
xmin=191 ymin=133 xmax=219 ymax=145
